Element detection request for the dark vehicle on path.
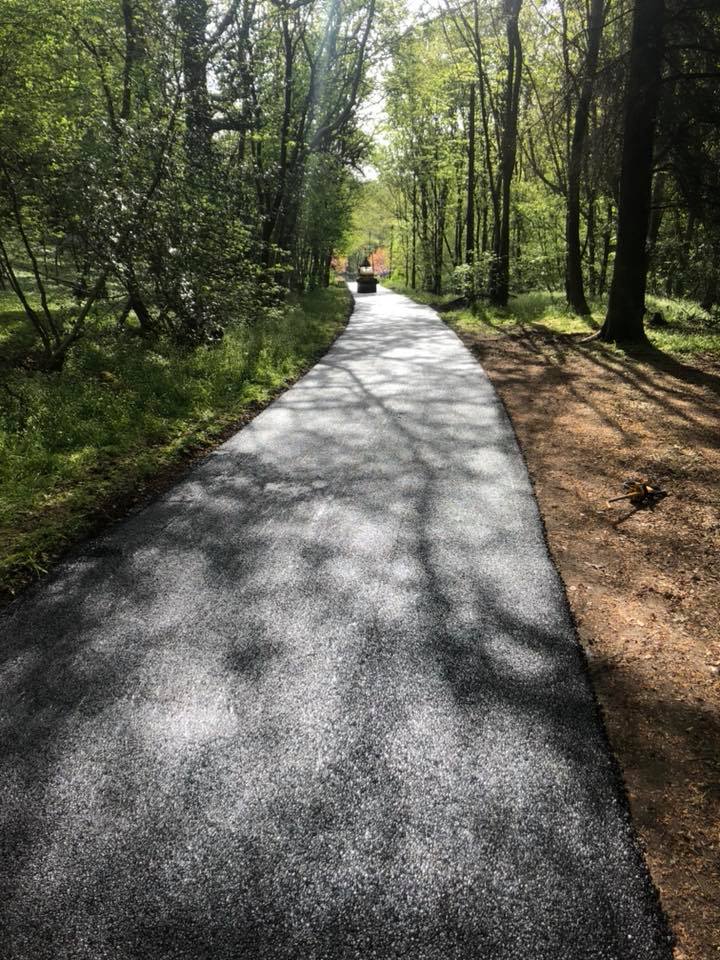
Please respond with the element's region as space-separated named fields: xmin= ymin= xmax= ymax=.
xmin=356 ymin=257 xmax=377 ymax=293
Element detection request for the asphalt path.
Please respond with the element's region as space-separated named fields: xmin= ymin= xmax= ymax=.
xmin=1 ymin=285 xmax=671 ymax=959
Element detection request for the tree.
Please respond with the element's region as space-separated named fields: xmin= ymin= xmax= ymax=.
xmin=565 ymin=0 xmax=607 ymax=316
xmin=488 ymin=0 xmax=523 ymax=307
xmin=466 ymin=81 xmax=476 ymax=266
xmin=0 ymin=0 xmax=378 ymax=365
xmin=600 ymin=0 xmax=666 ymax=342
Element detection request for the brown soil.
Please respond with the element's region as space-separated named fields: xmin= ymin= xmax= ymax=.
xmin=455 ymin=324 xmax=720 ymax=959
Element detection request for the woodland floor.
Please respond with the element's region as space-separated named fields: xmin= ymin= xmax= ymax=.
xmin=448 ymin=319 xmax=720 ymax=960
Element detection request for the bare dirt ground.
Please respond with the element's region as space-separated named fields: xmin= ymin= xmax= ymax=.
xmin=455 ymin=325 xmax=720 ymax=960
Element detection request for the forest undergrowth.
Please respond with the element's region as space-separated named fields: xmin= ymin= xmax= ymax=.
xmin=0 ymin=283 xmax=351 ymax=604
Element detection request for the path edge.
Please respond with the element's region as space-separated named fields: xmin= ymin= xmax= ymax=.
xmin=0 ymin=288 xmax=357 ymax=615
xmin=384 ymin=284 xmax=675 ymax=956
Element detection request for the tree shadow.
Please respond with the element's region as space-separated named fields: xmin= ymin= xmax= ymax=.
xmin=468 ymin=323 xmax=720 ymax=455
xmin=0 ymin=289 xmax=673 ymax=959
xmin=622 ymin=339 xmax=720 ymax=397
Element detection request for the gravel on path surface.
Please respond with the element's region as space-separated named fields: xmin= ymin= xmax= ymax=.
xmin=0 ymin=285 xmax=672 ymax=959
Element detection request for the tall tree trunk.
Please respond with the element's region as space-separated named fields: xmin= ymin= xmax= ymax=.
xmin=565 ymin=0 xmax=605 ymax=316
xmin=481 ymin=194 xmax=488 ymax=254
xmin=455 ymin=193 xmax=463 ymax=265
xmin=403 ymin=196 xmax=409 ymax=281
xmin=488 ymin=0 xmax=523 ymax=307
xmin=600 ymin=0 xmax=666 ymax=343
xmin=646 ymin=169 xmax=667 ymax=277
xmin=411 ymin=178 xmax=418 ymax=289
xmin=587 ymin=189 xmax=597 ymax=297
xmin=177 ymin=0 xmax=211 ymax=165
xmin=466 ymin=82 xmax=476 ymax=266
xmin=434 ymin=181 xmax=448 ymax=294
xmin=599 ymin=200 xmax=613 ymax=295
xmin=420 ymin=183 xmax=432 ymax=291
xmin=263 ymin=14 xmax=295 ymax=263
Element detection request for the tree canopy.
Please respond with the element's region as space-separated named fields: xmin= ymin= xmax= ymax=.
xmin=373 ymin=0 xmax=720 ymax=341
xmin=1 ymin=0 xmax=719 ymax=360
xmin=0 ymin=0 xmax=382 ymax=367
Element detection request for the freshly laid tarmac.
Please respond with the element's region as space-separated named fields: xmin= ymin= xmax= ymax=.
xmin=1 ymin=286 xmax=671 ymax=959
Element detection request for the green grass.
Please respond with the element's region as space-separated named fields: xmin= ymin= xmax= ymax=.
xmin=0 ymin=265 xmax=79 ymax=364
xmin=0 ymin=284 xmax=351 ymax=598
xmin=644 ymin=294 xmax=720 ymax=358
xmin=385 ymin=280 xmax=720 ymax=360
xmin=382 ymin=278 xmax=458 ymax=309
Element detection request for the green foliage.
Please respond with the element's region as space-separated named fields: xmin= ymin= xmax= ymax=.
xmin=343 ymin=177 xmax=398 ymax=269
xmin=0 ymin=0 xmax=378 ymax=367
xmin=451 ymin=264 xmax=474 ymax=299
xmin=381 ymin=19 xmax=471 ymax=294
xmin=295 ymin=155 xmax=357 ymax=289
xmin=373 ymin=0 xmax=720 ymax=334
xmin=0 ymin=285 xmax=350 ymax=594
xmin=392 ymin=282 xmax=720 ymax=360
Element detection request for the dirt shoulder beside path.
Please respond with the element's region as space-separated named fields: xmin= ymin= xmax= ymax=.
xmin=451 ymin=323 xmax=720 ymax=960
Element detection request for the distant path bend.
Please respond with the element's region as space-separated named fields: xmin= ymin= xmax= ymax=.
xmin=0 ymin=285 xmax=671 ymax=959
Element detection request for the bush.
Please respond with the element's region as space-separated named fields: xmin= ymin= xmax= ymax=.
xmin=451 ymin=254 xmax=495 ymax=300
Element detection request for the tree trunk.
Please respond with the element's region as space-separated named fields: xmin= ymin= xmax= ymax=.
xmin=177 ymin=0 xmax=211 ymax=164
xmin=455 ymin=193 xmax=463 ymax=266
xmin=411 ymin=178 xmax=418 ymax=289
xmin=599 ymin=201 xmax=613 ymax=295
xmin=565 ymin=0 xmax=605 ymax=316
xmin=466 ymin=83 xmax=476 ymax=266
xmin=646 ymin=169 xmax=667 ymax=277
xmin=403 ymin=199 xmax=409 ymax=282
xmin=420 ymin=183 xmax=432 ymax=291
xmin=600 ymin=0 xmax=666 ymax=343
xmin=488 ymin=0 xmax=523 ymax=307
xmin=434 ymin=181 xmax=448 ymax=294
xmin=587 ymin=189 xmax=597 ymax=298
xmin=481 ymin=195 xmax=488 ymax=254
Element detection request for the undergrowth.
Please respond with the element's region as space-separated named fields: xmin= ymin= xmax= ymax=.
xmin=0 ymin=284 xmax=350 ymax=598
xmin=384 ymin=279 xmax=720 ymax=360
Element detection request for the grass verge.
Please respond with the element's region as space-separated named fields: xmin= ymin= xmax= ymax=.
xmin=0 ymin=284 xmax=352 ymax=604
xmin=383 ymin=279 xmax=720 ymax=362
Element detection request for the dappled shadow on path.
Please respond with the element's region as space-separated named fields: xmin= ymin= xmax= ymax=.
xmin=0 ymin=289 xmax=671 ymax=959
xmin=458 ymin=314 xmax=720 ymax=959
